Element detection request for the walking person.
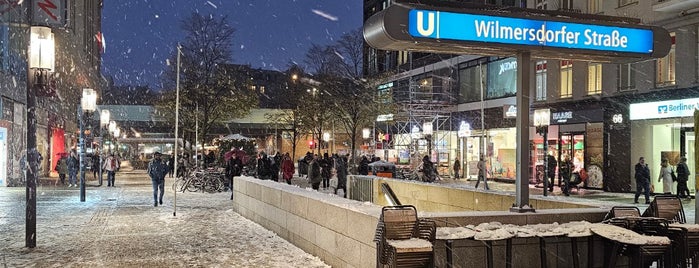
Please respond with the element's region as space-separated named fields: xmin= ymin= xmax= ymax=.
xmin=281 ymin=153 xmax=294 ymax=185
xmin=309 ymin=154 xmax=322 ymax=190
xmin=55 ymin=154 xmax=68 ymax=185
xmin=453 ymin=158 xmax=461 ymax=179
xmin=320 ymin=153 xmax=331 ymax=189
xmin=358 ymin=156 xmax=369 ymax=176
xmin=91 ymin=153 xmax=100 ymax=180
xmin=67 ymin=150 xmax=79 ymax=187
xmin=559 ymin=154 xmax=573 ymax=196
xmin=634 ymin=157 xmax=652 ymax=204
xmin=148 ymin=152 xmax=169 ymax=207
xmin=167 ymin=155 xmax=175 ymax=178
xmin=103 ymin=153 xmax=120 ymax=187
xmin=334 ymin=154 xmax=348 ymax=197
xmin=658 ymin=158 xmax=674 ymax=195
xmin=676 ymin=157 xmax=691 ymax=199
xmin=546 ymin=153 xmax=557 ymax=192
xmin=475 ymin=155 xmax=489 ymax=190
xmin=422 ymin=155 xmax=436 ymax=182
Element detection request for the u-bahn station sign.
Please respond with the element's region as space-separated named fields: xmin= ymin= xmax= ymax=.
xmin=364 ymin=1 xmax=671 ymax=61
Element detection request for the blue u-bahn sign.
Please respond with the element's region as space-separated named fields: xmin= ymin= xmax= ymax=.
xmin=364 ymin=3 xmax=671 ymax=61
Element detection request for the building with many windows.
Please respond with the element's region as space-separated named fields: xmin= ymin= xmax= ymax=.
xmin=0 ymin=0 xmax=103 ymax=186
xmin=363 ymin=0 xmax=697 ymax=193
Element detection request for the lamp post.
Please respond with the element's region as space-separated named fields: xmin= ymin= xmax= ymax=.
xmin=26 ymin=25 xmax=56 ymax=248
xmin=80 ymin=88 xmax=97 ymax=202
xmin=99 ymin=110 xmax=110 ymax=186
xmin=458 ymin=121 xmax=471 ymax=179
xmin=534 ymin=109 xmax=551 ymax=196
xmin=323 ymin=132 xmax=331 ymax=153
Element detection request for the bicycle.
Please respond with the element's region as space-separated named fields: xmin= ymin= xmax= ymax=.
xmin=173 ymin=169 xmax=225 ymax=193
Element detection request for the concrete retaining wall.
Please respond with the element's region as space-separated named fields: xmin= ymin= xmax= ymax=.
xmin=233 ymin=176 xmax=619 ymax=268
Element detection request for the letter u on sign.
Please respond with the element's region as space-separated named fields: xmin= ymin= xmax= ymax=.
xmin=414 ymin=11 xmax=436 ymax=37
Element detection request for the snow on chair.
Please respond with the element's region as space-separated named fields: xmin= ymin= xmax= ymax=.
xmin=374 ymin=205 xmax=436 ymax=268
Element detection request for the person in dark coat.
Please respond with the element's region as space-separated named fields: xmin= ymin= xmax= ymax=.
xmin=55 ymin=155 xmax=68 ymax=185
xmin=559 ymin=154 xmax=574 ymax=196
xmin=676 ymin=157 xmax=691 ymax=199
xmin=422 ymin=155 xmax=436 ymax=182
xmin=148 ymin=152 xmax=169 ymax=206
xmin=475 ymin=155 xmax=489 ymax=190
xmin=91 ymin=153 xmax=100 ymax=180
xmin=272 ymin=152 xmax=282 ymax=181
xmin=225 ymin=154 xmax=243 ymax=191
xmin=453 ymin=158 xmax=461 ymax=179
xmin=334 ymin=155 xmax=348 ymax=197
xmin=167 ymin=155 xmax=175 ymax=178
xmin=546 ymin=153 xmax=557 ymax=192
xmin=358 ymin=156 xmax=369 ymax=176
xmin=320 ymin=153 xmax=332 ymax=188
xmin=309 ymin=155 xmax=322 ymax=190
xmin=67 ymin=150 xmax=79 ymax=187
xmin=303 ymin=152 xmax=313 ymax=178
xmin=634 ymin=157 xmax=651 ymax=204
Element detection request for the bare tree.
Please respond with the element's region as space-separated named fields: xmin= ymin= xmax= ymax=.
xmin=158 ymin=13 xmax=257 ymax=152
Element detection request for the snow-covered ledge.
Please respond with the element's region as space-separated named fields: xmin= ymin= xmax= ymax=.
xmin=232 ymin=176 xmax=382 ymax=268
xmin=233 ymin=176 xmax=610 ymax=267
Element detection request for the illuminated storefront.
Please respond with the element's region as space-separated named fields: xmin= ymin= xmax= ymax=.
xmin=629 ymin=98 xmax=698 ymax=195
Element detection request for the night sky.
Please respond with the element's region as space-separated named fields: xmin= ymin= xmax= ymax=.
xmin=101 ymin=0 xmax=363 ymax=89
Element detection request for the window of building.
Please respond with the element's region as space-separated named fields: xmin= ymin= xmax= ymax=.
xmin=535 ymin=0 xmax=548 ymax=9
xmin=587 ymin=63 xmax=602 ymax=95
xmin=618 ymin=63 xmax=635 ymax=91
xmin=588 ymin=0 xmax=602 ymax=13
xmin=560 ymin=60 xmax=573 ymax=98
xmin=656 ymin=32 xmax=676 ymax=87
xmin=458 ymin=62 xmax=486 ymax=103
xmin=397 ymin=51 xmax=409 ymax=66
xmin=559 ymin=0 xmax=573 ymax=10
xmin=259 ymin=86 xmax=265 ymax=94
xmin=535 ymin=61 xmax=547 ymax=101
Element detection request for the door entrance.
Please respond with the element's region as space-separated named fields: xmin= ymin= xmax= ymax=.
xmin=558 ymin=132 xmax=585 ymax=186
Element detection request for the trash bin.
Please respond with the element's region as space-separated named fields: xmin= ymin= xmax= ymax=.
xmin=298 ymin=159 xmax=308 ymax=176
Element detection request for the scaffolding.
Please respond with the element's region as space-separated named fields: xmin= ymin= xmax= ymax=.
xmin=387 ymin=55 xmax=457 ymax=174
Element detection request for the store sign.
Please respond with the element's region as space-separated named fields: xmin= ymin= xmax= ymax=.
xmin=612 ymin=114 xmax=623 ymax=124
xmin=630 ymin=98 xmax=699 ymax=120
xmin=376 ymin=114 xmax=394 ymax=122
xmin=550 ymin=109 xmax=603 ymax=124
xmin=503 ymin=105 xmax=517 ymax=118
xmin=377 ymin=82 xmax=394 ymax=90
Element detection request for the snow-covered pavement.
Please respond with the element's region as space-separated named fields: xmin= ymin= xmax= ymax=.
xmin=0 ymin=171 xmax=329 ymax=267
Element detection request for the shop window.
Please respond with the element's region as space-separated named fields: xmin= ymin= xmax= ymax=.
xmin=487 ymin=57 xmax=517 ymax=99
xmin=536 ymin=61 xmax=547 ymax=101
xmin=656 ymin=32 xmax=676 ymax=87
xmin=618 ymin=63 xmax=635 ymax=91
xmin=587 ymin=63 xmax=602 ymax=95
xmin=560 ymin=60 xmax=573 ymax=98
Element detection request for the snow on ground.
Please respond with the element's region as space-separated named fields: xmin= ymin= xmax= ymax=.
xmin=0 ymin=171 xmax=329 ymax=268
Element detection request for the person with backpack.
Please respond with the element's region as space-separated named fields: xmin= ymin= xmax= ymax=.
xmin=55 ymin=154 xmax=68 ymax=185
xmin=103 ymin=153 xmax=120 ymax=187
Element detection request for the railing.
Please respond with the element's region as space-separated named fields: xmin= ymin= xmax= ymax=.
xmin=347 ymin=175 xmax=373 ymax=202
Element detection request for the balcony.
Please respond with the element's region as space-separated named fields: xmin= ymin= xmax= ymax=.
xmin=653 ymin=0 xmax=699 ymax=12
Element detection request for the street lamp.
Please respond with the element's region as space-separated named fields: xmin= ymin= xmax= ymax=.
xmin=323 ymin=132 xmax=330 ymax=152
xmin=26 ymin=25 xmax=56 ymax=248
xmin=98 ymin=109 xmax=110 ymax=186
xmin=80 ymin=88 xmax=97 ymax=202
xmin=534 ymin=108 xmax=551 ymax=196
xmin=458 ymin=121 xmax=471 ymax=179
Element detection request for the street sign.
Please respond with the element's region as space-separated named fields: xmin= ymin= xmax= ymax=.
xmin=364 ymin=3 xmax=671 ymax=61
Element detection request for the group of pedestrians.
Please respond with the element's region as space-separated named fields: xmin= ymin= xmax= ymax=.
xmin=634 ymin=156 xmax=691 ymax=204
xmin=55 ymin=150 xmax=120 ymax=187
xmin=305 ymin=152 xmax=348 ymax=197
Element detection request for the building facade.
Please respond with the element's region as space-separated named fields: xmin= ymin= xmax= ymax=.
xmin=364 ymin=0 xmax=698 ymax=193
xmin=0 ymin=0 xmax=102 ymax=186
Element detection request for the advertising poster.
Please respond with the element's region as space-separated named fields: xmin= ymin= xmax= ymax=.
xmin=487 ymin=57 xmax=517 ymax=99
